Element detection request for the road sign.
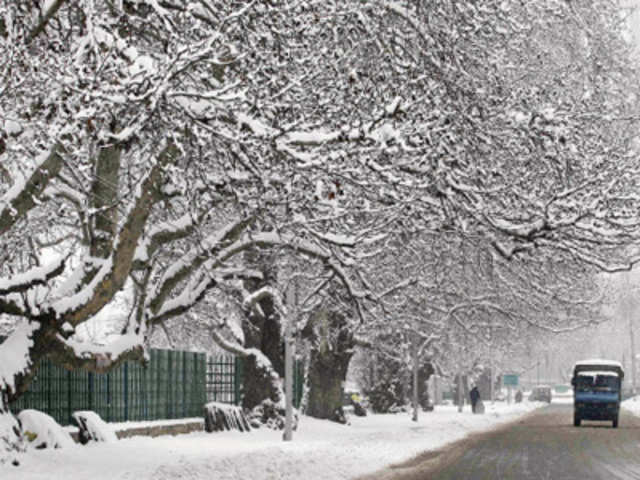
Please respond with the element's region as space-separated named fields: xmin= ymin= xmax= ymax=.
xmin=503 ymin=374 xmax=519 ymax=387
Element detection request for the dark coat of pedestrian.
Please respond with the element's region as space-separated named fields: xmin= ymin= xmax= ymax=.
xmin=470 ymin=386 xmax=481 ymax=413
xmin=515 ymin=390 xmax=523 ymax=403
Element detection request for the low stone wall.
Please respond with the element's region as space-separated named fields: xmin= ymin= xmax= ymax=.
xmin=116 ymin=421 xmax=204 ymax=439
xmin=69 ymin=420 xmax=204 ymax=443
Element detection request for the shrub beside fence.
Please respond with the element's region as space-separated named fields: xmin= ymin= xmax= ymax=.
xmin=10 ymin=348 xmax=206 ymax=426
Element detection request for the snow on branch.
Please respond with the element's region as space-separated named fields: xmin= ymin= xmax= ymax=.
xmin=486 ymin=215 xmax=547 ymax=239
xmin=541 ymin=239 xmax=640 ymax=273
xmin=148 ymin=267 xmax=261 ymax=324
xmin=47 ymin=140 xmax=179 ymax=324
xmin=0 ymin=257 xmax=66 ymax=296
xmin=242 ymin=286 xmax=287 ymax=321
xmin=418 ymin=333 xmax=440 ymax=357
xmin=213 ymin=231 xmax=368 ymax=299
xmin=490 ymin=238 xmax=535 ymax=260
xmin=446 ymin=297 xmax=515 ymax=325
xmin=0 ymin=144 xmax=64 ymax=236
xmin=381 ymin=2 xmax=434 ymax=48
xmin=148 ymin=216 xmax=255 ymax=314
xmin=0 ymin=321 xmax=39 ymax=394
xmin=282 ymin=130 xmax=342 ymax=146
xmin=306 ymin=229 xmax=357 ymax=248
xmin=147 ymin=228 xmax=372 ymax=328
xmin=377 ymin=277 xmax=418 ymax=300
xmin=151 ymin=272 xmax=215 ymax=323
xmin=210 ymin=329 xmax=272 ymax=370
xmin=217 ymin=232 xmax=371 ymax=322
xmin=25 ymin=0 xmax=68 ymax=44
xmin=133 ymin=212 xmax=199 ymax=266
xmin=53 ymin=331 xmax=145 ymax=373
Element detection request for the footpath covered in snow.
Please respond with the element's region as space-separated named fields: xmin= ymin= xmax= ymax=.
xmin=1 ymin=402 xmax=542 ymax=480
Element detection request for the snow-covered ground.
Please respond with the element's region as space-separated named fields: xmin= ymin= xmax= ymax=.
xmin=2 ymin=401 xmax=543 ymax=480
xmin=551 ymin=390 xmax=573 ymax=404
xmin=622 ymin=395 xmax=640 ymax=416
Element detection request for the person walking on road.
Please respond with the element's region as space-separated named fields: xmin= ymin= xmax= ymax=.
xmin=515 ymin=389 xmax=523 ymax=403
xmin=470 ymin=386 xmax=481 ymax=413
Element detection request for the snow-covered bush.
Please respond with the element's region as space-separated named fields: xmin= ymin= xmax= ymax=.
xmin=0 ymin=410 xmax=23 ymax=465
xmin=71 ymin=411 xmax=117 ymax=444
xmin=248 ymin=399 xmax=298 ymax=431
xmin=387 ymin=404 xmax=409 ymax=414
xmin=366 ymin=379 xmax=405 ymax=414
xmin=17 ymin=409 xmax=74 ymax=449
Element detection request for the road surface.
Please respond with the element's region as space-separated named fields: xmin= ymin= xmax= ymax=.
xmin=362 ymin=404 xmax=640 ymax=480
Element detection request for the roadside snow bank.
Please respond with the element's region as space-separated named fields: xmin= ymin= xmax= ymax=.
xmin=2 ymin=402 xmax=541 ymax=480
xmin=18 ymin=410 xmax=73 ymax=449
xmin=622 ymin=396 xmax=640 ymax=416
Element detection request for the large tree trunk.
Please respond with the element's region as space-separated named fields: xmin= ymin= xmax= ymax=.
xmin=304 ymin=310 xmax=355 ymax=422
xmin=241 ymin=250 xmax=284 ymax=410
xmin=241 ymin=354 xmax=282 ymax=410
xmin=408 ymin=360 xmax=434 ymax=411
xmin=306 ymin=347 xmax=352 ymax=421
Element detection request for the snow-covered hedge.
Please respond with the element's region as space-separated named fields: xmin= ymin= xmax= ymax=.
xmin=18 ymin=410 xmax=74 ymax=449
xmin=72 ymin=411 xmax=117 ymax=444
xmin=248 ymin=399 xmax=298 ymax=431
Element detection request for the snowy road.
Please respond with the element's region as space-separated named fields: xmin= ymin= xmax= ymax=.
xmin=365 ymin=404 xmax=640 ymax=480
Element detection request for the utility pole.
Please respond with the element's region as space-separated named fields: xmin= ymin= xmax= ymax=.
xmin=630 ymin=315 xmax=637 ymax=395
xmin=412 ymin=335 xmax=419 ymax=422
xmin=489 ymin=327 xmax=494 ymax=404
xmin=457 ymin=371 xmax=464 ymax=413
xmin=283 ymin=284 xmax=294 ymax=441
xmin=626 ymin=273 xmax=637 ymax=395
xmin=490 ymin=358 xmax=494 ymax=404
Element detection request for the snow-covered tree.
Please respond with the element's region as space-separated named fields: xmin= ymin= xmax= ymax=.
xmin=2 ymin=0 xmax=640 ymax=457
xmin=0 ymin=1 xmax=382 ymax=452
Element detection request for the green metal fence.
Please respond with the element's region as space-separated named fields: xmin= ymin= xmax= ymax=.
xmin=206 ymin=355 xmax=243 ymax=404
xmin=206 ymin=355 xmax=305 ymax=409
xmin=7 ymin=345 xmax=306 ymax=424
xmin=9 ymin=348 xmax=207 ymax=425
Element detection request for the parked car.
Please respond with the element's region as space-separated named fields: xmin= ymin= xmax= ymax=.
xmin=529 ymin=385 xmax=552 ymax=403
xmin=343 ymin=390 xmax=368 ymax=416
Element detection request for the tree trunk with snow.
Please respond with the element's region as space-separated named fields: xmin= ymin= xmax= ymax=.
xmin=409 ymin=360 xmax=434 ymax=413
xmin=304 ymin=310 xmax=355 ymax=422
xmin=241 ymin=354 xmax=282 ymax=411
xmin=240 ymin=250 xmax=285 ymax=410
